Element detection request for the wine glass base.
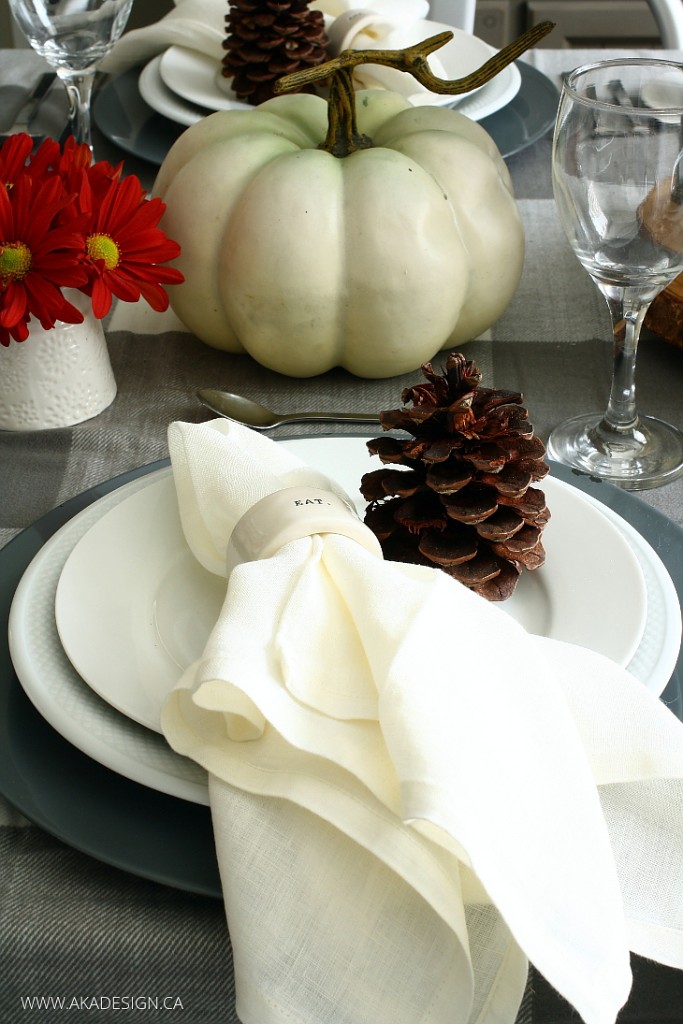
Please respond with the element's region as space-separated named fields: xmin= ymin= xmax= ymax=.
xmin=547 ymin=413 xmax=683 ymax=490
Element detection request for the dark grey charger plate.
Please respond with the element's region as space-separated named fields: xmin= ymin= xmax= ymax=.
xmin=0 ymin=453 xmax=680 ymax=899
xmin=93 ymin=60 xmax=559 ymax=167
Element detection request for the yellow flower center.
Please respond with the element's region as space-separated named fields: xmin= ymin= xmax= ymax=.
xmin=0 ymin=241 xmax=31 ymax=282
xmin=86 ymin=232 xmax=120 ymax=270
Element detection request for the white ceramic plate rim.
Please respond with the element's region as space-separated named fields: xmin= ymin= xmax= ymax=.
xmin=8 ymin=443 xmax=680 ymax=807
xmin=158 ymin=46 xmax=250 ymax=116
xmin=8 ymin=468 xmax=210 ymax=806
xmin=54 ymin=437 xmax=652 ymax=736
xmin=455 ymin=57 xmax=520 ymax=121
xmin=578 ymin=489 xmax=682 ymax=687
xmin=138 ymin=53 xmax=213 ymax=127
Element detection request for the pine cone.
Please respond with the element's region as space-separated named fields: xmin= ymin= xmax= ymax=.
xmin=222 ymin=0 xmax=329 ymax=106
xmin=360 ymin=352 xmax=551 ymax=601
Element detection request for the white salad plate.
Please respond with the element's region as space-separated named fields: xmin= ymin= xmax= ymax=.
xmin=159 ymin=46 xmax=251 ymax=115
xmin=10 ymin=438 xmax=680 ymax=807
xmin=138 ymin=54 xmax=219 ymax=128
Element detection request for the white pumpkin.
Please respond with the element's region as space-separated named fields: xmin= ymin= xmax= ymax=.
xmin=154 ymin=88 xmax=524 ymax=378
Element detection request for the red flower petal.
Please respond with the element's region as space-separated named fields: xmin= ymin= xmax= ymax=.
xmin=90 ymin=275 xmax=113 ymax=318
xmin=136 ymin=279 xmax=170 ymax=311
xmin=0 ymin=314 xmax=30 ymax=346
xmin=0 ymin=133 xmax=33 ymax=186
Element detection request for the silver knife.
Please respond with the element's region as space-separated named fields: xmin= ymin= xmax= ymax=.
xmin=4 ymin=71 xmax=57 ymax=135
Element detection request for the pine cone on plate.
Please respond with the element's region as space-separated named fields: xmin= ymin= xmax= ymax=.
xmin=221 ymin=0 xmax=329 ymax=105
xmin=360 ymin=352 xmax=551 ymax=601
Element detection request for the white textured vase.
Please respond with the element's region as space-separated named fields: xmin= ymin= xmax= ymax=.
xmin=0 ymin=290 xmax=117 ymax=431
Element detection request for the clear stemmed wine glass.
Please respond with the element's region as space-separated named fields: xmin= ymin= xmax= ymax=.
xmin=548 ymin=58 xmax=683 ymax=489
xmin=8 ymin=0 xmax=134 ymax=152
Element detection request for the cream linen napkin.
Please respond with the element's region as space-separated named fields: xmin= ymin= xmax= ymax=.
xmin=100 ymin=0 xmax=227 ymax=72
xmin=322 ymin=3 xmax=451 ymax=106
xmin=101 ymin=0 xmax=446 ymax=105
xmin=162 ymin=418 xmax=683 ymax=1024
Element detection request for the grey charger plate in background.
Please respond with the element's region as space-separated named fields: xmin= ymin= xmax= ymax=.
xmin=478 ymin=61 xmax=559 ymax=157
xmin=0 ymin=454 xmax=680 ymax=898
xmin=92 ymin=60 xmax=559 ymax=167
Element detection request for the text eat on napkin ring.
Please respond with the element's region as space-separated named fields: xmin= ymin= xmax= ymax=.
xmin=225 ymin=486 xmax=384 ymax=574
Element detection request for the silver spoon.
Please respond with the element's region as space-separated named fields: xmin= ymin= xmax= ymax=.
xmin=197 ymin=388 xmax=380 ymax=431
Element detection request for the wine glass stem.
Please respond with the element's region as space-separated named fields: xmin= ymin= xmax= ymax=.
xmin=600 ymin=292 xmax=650 ymax=435
xmin=58 ymin=69 xmax=95 ymax=152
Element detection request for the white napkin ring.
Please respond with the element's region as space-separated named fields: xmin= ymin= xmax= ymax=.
xmin=226 ymin=486 xmax=383 ymax=573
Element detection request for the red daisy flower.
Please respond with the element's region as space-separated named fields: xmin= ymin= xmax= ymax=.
xmin=0 ymin=174 xmax=89 ymax=346
xmin=0 ymin=135 xmax=183 ymax=338
xmin=78 ymin=172 xmax=184 ymax=319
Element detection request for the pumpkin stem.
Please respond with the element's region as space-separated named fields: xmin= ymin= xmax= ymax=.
xmin=274 ymin=21 xmax=554 ymax=158
xmin=324 ymin=65 xmax=373 ymax=157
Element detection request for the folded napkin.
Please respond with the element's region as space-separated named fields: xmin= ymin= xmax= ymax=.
xmin=100 ymin=0 xmax=227 ymax=73
xmin=101 ymin=0 xmax=447 ymax=105
xmin=324 ymin=4 xmax=452 ymax=105
xmin=162 ymin=418 xmax=683 ymax=1024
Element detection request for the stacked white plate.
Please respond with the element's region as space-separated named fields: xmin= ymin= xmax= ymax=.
xmin=136 ymin=20 xmax=522 ymax=129
xmin=8 ymin=437 xmax=683 ymax=813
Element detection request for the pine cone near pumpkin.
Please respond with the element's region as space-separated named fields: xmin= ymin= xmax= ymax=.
xmin=360 ymin=352 xmax=551 ymax=601
xmin=222 ymin=0 xmax=329 ymax=106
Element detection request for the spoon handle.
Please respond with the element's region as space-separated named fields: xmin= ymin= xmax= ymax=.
xmin=196 ymin=389 xmax=380 ymax=429
xmin=285 ymin=411 xmax=380 ymax=425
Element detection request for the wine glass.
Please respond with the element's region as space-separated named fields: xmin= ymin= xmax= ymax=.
xmin=8 ymin=0 xmax=134 ymax=152
xmin=548 ymin=58 xmax=683 ymax=489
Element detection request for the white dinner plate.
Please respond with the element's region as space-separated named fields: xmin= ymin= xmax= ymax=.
xmin=8 ymin=469 xmax=210 ymax=806
xmin=579 ymin=490 xmax=682 ymax=688
xmin=55 ymin=436 xmax=653 ymax=736
xmin=8 ymin=442 xmax=680 ymax=806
